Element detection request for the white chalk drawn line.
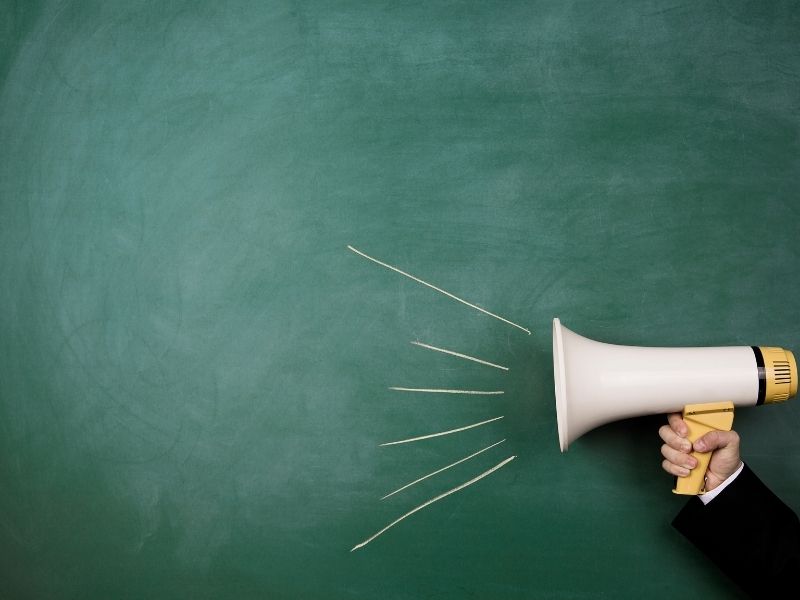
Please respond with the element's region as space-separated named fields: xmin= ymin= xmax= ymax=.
xmin=346 ymin=245 xmax=531 ymax=335
xmin=351 ymin=455 xmax=517 ymax=552
xmin=389 ymin=387 xmax=504 ymax=395
xmin=381 ymin=439 xmax=507 ymax=500
xmin=410 ymin=340 xmax=509 ymax=371
xmin=379 ymin=416 xmax=504 ymax=447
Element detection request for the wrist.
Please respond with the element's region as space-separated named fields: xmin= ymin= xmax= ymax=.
xmin=699 ymin=461 xmax=744 ymax=504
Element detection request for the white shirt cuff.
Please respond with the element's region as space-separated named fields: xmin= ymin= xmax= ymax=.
xmin=698 ymin=461 xmax=744 ymax=505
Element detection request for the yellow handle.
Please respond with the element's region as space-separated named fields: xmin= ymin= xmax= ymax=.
xmin=672 ymin=401 xmax=735 ymax=495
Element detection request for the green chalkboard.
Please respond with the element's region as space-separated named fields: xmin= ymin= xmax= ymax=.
xmin=2 ymin=1 xmax=799 ymax=598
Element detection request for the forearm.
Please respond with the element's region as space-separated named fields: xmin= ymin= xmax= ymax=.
xmin=673 ymin=463 xmax=800 ymax=597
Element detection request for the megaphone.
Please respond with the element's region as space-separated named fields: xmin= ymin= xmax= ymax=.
xmin=552 ymin=318 xmax=797 ymax=494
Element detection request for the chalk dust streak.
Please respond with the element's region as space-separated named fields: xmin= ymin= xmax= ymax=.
xmin=347 ymin=245 xmax=531 ymax=335
xmin=351 ymin=455 xmax=516 ymax=551
xmin=389 ymin=387 xmax=503 ymax=395
xmin=382 ymin=439 xmax=506 ymax=500
xmin=379 ymin=416 xmax=504 ymax=446
xmin=411 ymin=340 xmax=509 ymax=371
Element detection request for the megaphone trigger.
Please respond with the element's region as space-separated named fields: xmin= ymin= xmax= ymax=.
xmin=672 ymin=401 xmax=735 ymax=495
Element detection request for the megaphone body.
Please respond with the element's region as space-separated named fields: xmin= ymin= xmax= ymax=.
xmin=552 ymin=318 xmax=797 ymax=494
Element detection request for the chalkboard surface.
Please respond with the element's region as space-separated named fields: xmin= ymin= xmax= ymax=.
xmin=2 ymin=1 xmax=799 ymax=598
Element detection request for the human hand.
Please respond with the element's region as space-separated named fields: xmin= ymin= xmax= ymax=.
xmin=659 ymin=413 xmax=743 ymax=492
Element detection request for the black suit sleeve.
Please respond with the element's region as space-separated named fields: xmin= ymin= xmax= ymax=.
xmin=672 ymin=463 xmax=800 ymax=598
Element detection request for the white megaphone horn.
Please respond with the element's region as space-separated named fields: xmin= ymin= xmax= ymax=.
xmin=552 ymin=318 xmax=797 ymax=494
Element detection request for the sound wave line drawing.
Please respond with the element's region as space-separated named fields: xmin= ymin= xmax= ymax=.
xmin=351 ymin=455 xmax=516 ymax=551
xmin=346 ymin=244 xmax=520 ymax=552
xmin=389 ymin=387 xmax=504 ymax=395
xmin=347 ymin=245 xmax=531 ymax=335
xmin=411 ymin=340 xmax=509 ymax=371
xmin=381 ymin=439 xmax=506 ymax=500
xmin=379 ymin=416 xmax=504 ymax=446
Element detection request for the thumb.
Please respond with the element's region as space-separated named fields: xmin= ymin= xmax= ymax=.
xmin=694 ymin=429 xmax=739 ymax=453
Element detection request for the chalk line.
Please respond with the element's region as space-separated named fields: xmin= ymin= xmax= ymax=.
xmin=347 ymin=245 xmax=531 ymax=335
xmin=351 ymin=455 xmax=516 ymax=551
xmin=389 ymin=387 xmax=504 ymax=395
xmin=380 ymin=416 xmax=504 ymax=446
xmin=411 ymin=340 xmax=509 ymax=371
xmin=382 ymin=439 xmax=506 ymax=500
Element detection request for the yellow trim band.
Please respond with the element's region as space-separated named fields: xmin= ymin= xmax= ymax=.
xmin=759 ymin=346 xmax=798 ymax=404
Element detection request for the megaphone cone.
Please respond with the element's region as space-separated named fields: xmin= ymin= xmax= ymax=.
xmin=552 ymin=318 xmax=797 ymax=453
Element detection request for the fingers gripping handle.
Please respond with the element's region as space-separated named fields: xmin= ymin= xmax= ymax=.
xmin=672 ymin=401 xmax=735 ymax=495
